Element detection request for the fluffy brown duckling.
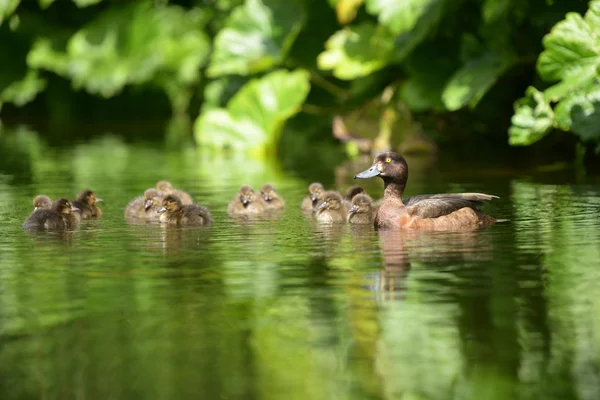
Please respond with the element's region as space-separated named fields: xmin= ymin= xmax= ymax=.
xmin=342 ymin=186 xmax=366 ymax=209
xmin=347 ymin=193 xmax=376 ymax=224
xmin=354 ymin=152 xmax=498 ymax=230
xmin=72 ymin=189 xmax=103 ymax=219
xmin=301 ymin=182 xmax=325 ymax=212
xmin=158 ymin=194 xmax=212 ymax=226
xmin=228 ymin=185 xmax=268 ymax=216
xmin=315 ymin=191 xmax=347 ymax=223
xmin=23 ymin=198 xmax=80 ymax=230
xmin=31 ymin=195 xmax=52 ymax=214
xmin=124 ymin=189 xmax=163 ymax=220
xmin=156 ymin=181 xmax=193 ymax=205
xmin=260 ymin=183 xmax=285 ymax=211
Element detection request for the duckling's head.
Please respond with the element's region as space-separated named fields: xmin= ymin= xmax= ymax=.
xmin=308 ymin=182 xmax=324 ymax=202
xmin=260 ymin=183 xmax=278 ymax=202
xmin=348 ymin=194 xmax=373 ymax=214
xmin=317 ymin=191 xmax=343 ymax=212
xmin=52 ymin=198 xmax=79 ymax=215
xmin=345 ymin=186 xmax=365 ymax=200
xmin=156 ymin=181 xmax=173 ymax=192
xmin=354 ymin=152 xmax=408 ymax=182
xmin=77 ymin=189 xmax=103 ymax=205
xmin=143 ymin=189 xmax=162 ymax=210
xmin=158 ymin=194 xmax=182 ymax=214
xmin=238 ymin=185 xmax=257 ymax=207
xmin=33 ymin=195 xmax=52 ymax=211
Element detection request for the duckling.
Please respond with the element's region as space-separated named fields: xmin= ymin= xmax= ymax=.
xmin=124 ymin=189 xmax=163 ymax=220
xmin=315 ymin=191 xmax=346 ymax=223
xmin=158 ymin=194 xmax=212 ymax=226
xmin=301 ymin=182 xmax=325 ymax=212
xmin=347 ymin=193 xmax=375 ymax=224
xmin=343 ymin=186 xmax=366 ymax=209
xmin=228 ymin=185 xmax=268 ymax=217
xmin=31 ymin=195 xmax=52 ymax=214
xmin=72 ymin=189 xmax=103 ymax=219
xmin=23 ymin=198 xmax=80 ymax=230
xmin=156 ymin=181 xmax=193 ymax=205
xmin=260 ymin=183 xmax=285 ymax=211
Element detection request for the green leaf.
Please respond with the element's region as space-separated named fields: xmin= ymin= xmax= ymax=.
xmin=0 ymin=70 xmax=46 ymax=110
xmin=334 ymin=0 xmax=364 ymax=24
xmin=365 ymin=0 xmax=442 ymax=36
xmin=482 ymin=0 xmax=511 ymax=23
xmin=73 ymin=0 xmax=102 ymax=6
xmin=537 ymin=2 xmax=600 ymax=82
xmin=509 ymin=87 xmax=555 ymax=146
xmin=0 ymin=0 xmax=20 ymax=25
xmin=543 ymin=66 xmax=598 ymax=102
xmin=207 ymin=0 xmax=306 ymax=77
xmin=317 ymin=22 xmax=395 ymax=79
xmin=442 ymin=50 xmax=516 ymax=111
xmin=194 ymin=69 xmax=311 ymax=153
xmin=554 ymin=83 xmax=600 ymax=141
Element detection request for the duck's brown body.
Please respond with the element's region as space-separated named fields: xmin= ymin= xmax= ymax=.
xmin=156 ymin=181 xmax=193 ymax=205
xmin=124 ymin=189 xmax=163 ymax=220
xmin=315 ymin=191 xmax=346 ymax=223
xmin=23 ymin=198 xmax=80 ymax=230
xmin=72 ymin=190 xmax=103 ymax=219
xmin=347 ymin=193 xmax=375 ymax=225
xmin=355 ymin=152 xmax=497 ymax=230
xmin=260 ymin=184 xmax=285 ymax=211
xmin=158 ymin=195 xmax=212 ymax=226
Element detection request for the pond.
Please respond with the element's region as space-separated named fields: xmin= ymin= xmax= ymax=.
xmin=1 ymin=128 xmax=600 ymax=400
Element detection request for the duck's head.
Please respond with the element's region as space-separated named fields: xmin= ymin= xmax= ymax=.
xmin=156 ymin=181 xmax=173 ymax=192
xmin=345 ymin=186 xmax=365 ymax=200
xmin=317 ymin=191 xmax=343 ymax=212
xmin=348 ymin=193 xmax=373 ymax=214
xmin=33 ymin=195 xmax=52 ymax=211
xmin=260 ymin=183 xmax=278 ymax=202
xmin=238 ymin=185 xmax=258 ymax=207
xmin=354 ymin=152 xmax=408 ymax=181
xmin=158 ymin=194 xmax=182 ymax=214
xmin=77 ymin=189 xmax=103 ymax=205
xmin=143 ymin=189 xmax=162 ymax=210
xmin=52 ymin=198 xmax=80 ymax=215
xmin=308 ymin=182 xmax=324 ymax=202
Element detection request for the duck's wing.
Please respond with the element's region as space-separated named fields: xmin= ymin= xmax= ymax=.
xmin=403 ymin=193 xmax=498 ymax=219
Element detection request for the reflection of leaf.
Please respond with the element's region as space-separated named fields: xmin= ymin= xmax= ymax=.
xmin=207 ymin=0 xmax=306 ymax=77
xmin=554 ymin=83 xmax=600 ymax=141
xmin=0 ymin=70 xmax=46 ymax=110
xmin=0 ymin=0 xmax=19 ymax=25
xmin=194 ymin=69 xmax=310 ymax=153
xmin=509 ymin=87 xmax=554 ymax=146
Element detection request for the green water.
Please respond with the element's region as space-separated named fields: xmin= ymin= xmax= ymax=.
xmin=1 ymin=131 xmax=600 ymax=400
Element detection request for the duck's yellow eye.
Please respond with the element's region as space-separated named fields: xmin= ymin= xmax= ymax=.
xmin=385 ymin=157 xmax=392 ymax=163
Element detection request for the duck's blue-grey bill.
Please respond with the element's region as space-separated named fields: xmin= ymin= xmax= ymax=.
xmin=354 ymin=166 xmax=380 ymax=179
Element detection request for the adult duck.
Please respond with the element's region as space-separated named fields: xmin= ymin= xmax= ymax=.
xmin=354 ymin=152 xmax=497 ymax=230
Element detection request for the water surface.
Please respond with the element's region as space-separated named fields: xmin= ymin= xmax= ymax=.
xmin=1 ymin=132 xmax=600 ymax=400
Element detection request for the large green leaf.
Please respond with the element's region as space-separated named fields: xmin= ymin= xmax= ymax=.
xmin=194 ymin=69 xmax=311 ymax=152
xmin=0 ymin=0 xmax=19 ymax=25
xmin=554 ymin=83 xmax=600 ymax=141
xmin=365 ymin=0 xmax=443 ymax=36
xmin=537 ymin=1 xmax=600 ymax=82
xmin=509 ymin=87 xmax=555 ymax=146
xmin=207 ymin=0 xmax=306 ymax=77
xmin=28 ymin=3 xmax=210 ymax=100
xmin=0 ymin=70 xmax=46 ymax=110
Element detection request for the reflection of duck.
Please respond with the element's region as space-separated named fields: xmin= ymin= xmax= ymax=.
xmin=301 ymin=182 xmax=324 ymax=213
xmin=72 ymin=189 xmax=103 ymax=219
xmin=260 ymin=183 xmax=285 ymax=211
xmin=355 ymin=152 xmax=497 ymax=230
xmin=23 ymin=198 xmax=80 ymax=230
xmin=315 ymin=191 xmax=346 ymax=223
xmin=156 ymin=180 xmax=193 ymax=205
xmin=158 ymin=195 xmax=212 ymax=226
xmin=31 ymin=195 xmax=52 ymax=214
xmin=228 ymin=185 xmax=267 ymax=216
xmin=124 ymin=189 xmax=163 ymax=220
xmin=347 ymin=193 xmax=376 ymax=225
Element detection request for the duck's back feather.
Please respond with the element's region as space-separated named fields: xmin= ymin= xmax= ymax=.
xmin=403 ymin=193 xmax=498 ymax=219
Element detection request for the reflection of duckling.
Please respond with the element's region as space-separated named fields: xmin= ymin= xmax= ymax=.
xmin=260 ymin=183 xmax=285 ymax=211
xmin=156 ymin=181 xmax=193 ymax=205
xmin=31 ymin=195 xmax=52 ymax=214
xmin=301 ymin=182 xmax=324 ymax=212
xmin=315 ymin=191 xmax=346 ymax=223
xmin=23 ymin=198 xmax=80 ymax=230
xmin=72 ymin=189 xmax=103 ymax=219
xmin=347 ymin=193 xmax=375 ymax=224
xmin=124 ymin=189 xmax=163 ymax=220
xmin=228 ymin=185 xmax=267 ymax=216
xmin=158 ymin=195 xmax=212 ymax=226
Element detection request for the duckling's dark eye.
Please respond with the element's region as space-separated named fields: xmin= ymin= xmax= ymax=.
xmin=385 ymin=157 xmax=392 ymax=163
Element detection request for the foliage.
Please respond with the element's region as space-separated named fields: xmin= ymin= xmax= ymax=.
xmin=0 ymin=0 xmax=598 ymax=153
xmin=510 ymin=0 xmax=600 ymax=149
